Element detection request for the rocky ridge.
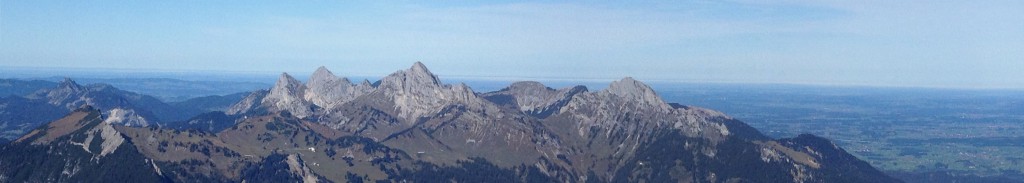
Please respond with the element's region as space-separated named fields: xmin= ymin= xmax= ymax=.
xmin=216 ymin=62 xmax=898 ymax=182
xmin=0 ymin=62 xmax=902 ymax=183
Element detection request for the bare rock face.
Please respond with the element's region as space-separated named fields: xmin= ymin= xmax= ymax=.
xmin=303 ymin=66 xmax=372 ymax=110
xmin=231 ymin=62 xmax=495 ymax=123
xmin=0 ymin=63 xmax=901 ymax=183
xmin=559 ymin=77 xmax=730 ymax=139
xmin=29 ymin=78 xmax=91 ymax=110
xmin=231 ymin=67 xmax=373 ymax=119
xmin=281 ymin=154 xmax=320 ymax=183
xmin=261 ymin=73 xmax=314 ymax=118
xmin=482 ymin=81 xmax=588 ymax=118
xmin=373 ymin=62 xmax=495 ymax=122
xmin=603 ymin=77 xmax=671 ymax=110
xmin=304 ymin=66 xmax=348 ymax=109
xmin=103 ymin=108 xmax=150 ymax=127
xmin=226 ymin=90 xmax=268 ymax=115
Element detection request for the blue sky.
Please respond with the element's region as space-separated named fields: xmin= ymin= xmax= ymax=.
xmin=1 ymin=1 xmax=1022 ymax=88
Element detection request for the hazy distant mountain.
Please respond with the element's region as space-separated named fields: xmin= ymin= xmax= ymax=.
xmin=42 ymin=77 xmax=271 ymax=102
xmin=0 ymin=78 xmax=230 ymax=140
xmin=0 ymin=79 xmax=55 ymax=97
xmin=170 ymin=92 xmax=250 ymax=112
xmin=0 ymin=63 xmax=901 ymax=182
xmin=0 ymin=96 xmax=65 ymax=140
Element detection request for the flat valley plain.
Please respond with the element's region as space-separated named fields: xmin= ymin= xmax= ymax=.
xmin=654 ymin=83 xmax=1024 ymax=181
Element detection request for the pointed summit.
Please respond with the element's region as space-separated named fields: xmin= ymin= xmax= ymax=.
xmin=274 ymin=73 xmax=303 ymax=89
xmin=269 ymin=73 xmax=306 ymax=100
xmin=360 ymin=79 xmax=372 ymax=86
xmin=311 ymin=65 xmax=331 ymax=75
xmin=262 ymin=72 xmax=313 ymax=118
xmin=309 ymin=66 xmax=337 ymax=81
xmin=378 ymin=62 xmax=443 ymax=91
xmin=406 ymin=61 xmax=441 ymax=85
xmin=28 ymin=77 xmax=90 ymax=108
xmin=308 ymin=66 xmax=347 ymax=87
xmin=57 ymin=77 xmax=83 ymax=90
xmin=278 ymin=72 xmax=293 ymax=80
xmin=371 ymin=62 xmax=493 ymax=121
xmin=411 ymin=61 xmax=429 ymax=73
xmin=305 ymin=66 xmax=367 ymax=109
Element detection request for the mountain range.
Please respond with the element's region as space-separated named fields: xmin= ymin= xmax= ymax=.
xmin=0 ymin=62 xmax=901 ymax=182
xmin=0 ymin=78 xmax=246 ymax=140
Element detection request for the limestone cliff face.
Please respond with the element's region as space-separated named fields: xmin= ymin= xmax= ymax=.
xmin=226 ymin=90 xmax=268 ymax=115
xmin=482 ymin=81 xmax=588 ymax=118
xmin=303 ymin=66 xmax=372 ymax=110
xmin=559 ymin=77 xmax=731 ymax=139
xmin=261 ymin=73 xmax=314 ymax=118
xmin=604 ymin=77 xmax=672 ymax=111
xmin=232 ymin=62 xmax=496 ymax=123
xmin=232 ymin=67 xmax=374 ymax=119
xmin=372 ymin=62 xmax=495 ymax=122
xmin=103 ymin=108 xmax=150 ymax=127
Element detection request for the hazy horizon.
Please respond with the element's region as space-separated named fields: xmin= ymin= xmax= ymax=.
xmin=5 ymin=64 xmax=1024 ymax=92
xmin=2 ymin=1 xmax=1022 ymax=89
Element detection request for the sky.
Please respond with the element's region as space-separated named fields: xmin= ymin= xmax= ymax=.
xmin=1 ymin=1 xmax=1022 ymax=89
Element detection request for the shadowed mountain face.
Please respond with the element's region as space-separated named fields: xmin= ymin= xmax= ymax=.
xmin=0 ymin=78 xmax=244 ymax=140
xmin=0 ymin=106 xmax=168 ymax=182
xmin=0 ymin=79 xmax=56 ymax=97
xmin=0 ymin=79 xmax=170 ymax=140
xmin=0 ymin=63 xmax=901 ymax=183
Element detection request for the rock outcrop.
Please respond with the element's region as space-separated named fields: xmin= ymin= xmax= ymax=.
xmin=261 ymin=73 xmax=314 ymax=118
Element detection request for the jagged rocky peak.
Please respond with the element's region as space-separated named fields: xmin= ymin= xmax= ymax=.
xmin=57 ymin=77 xmax=84 ymax=90
xmin=484 ymin=81 xmax=587 ymax=117
xmin=29 ymin=77 xmax=90 ymax=109
xmin=312 ymin=66 xmax=332 ymax=76
xmin=47 ymin=77 xmax=86 ymax=96
xmin=604 ymin=77 xmax=668 ymax=108
xmin=381 ymin=61 xmax=442 ymax=88
xmin=371 ymin=62 xmax=494 ymax=121
xmin=309 ymin=66 xmax=350 ymax=85
xmin=267 ymin=72 xmax=307 ymax=101
xmin=304 ymin=66 xmax=371 ymax=109
xmin=261 ymin=73 xmax=313 ymax=118
xmin=359 ymin=79 xmax=373 ymax=87
xmin=226 ymin=90 xmax=268 ymax=115
xmin=409 ymin=61 xmax=439 ymax=84
xmin=305 ymin=67 xmax=343 ymax=97
xmin=273 ymin=72 xmax=305 ymax=92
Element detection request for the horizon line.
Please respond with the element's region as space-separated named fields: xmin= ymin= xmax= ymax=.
xmin=2 ymin=65 xmax=1023 ymax=92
